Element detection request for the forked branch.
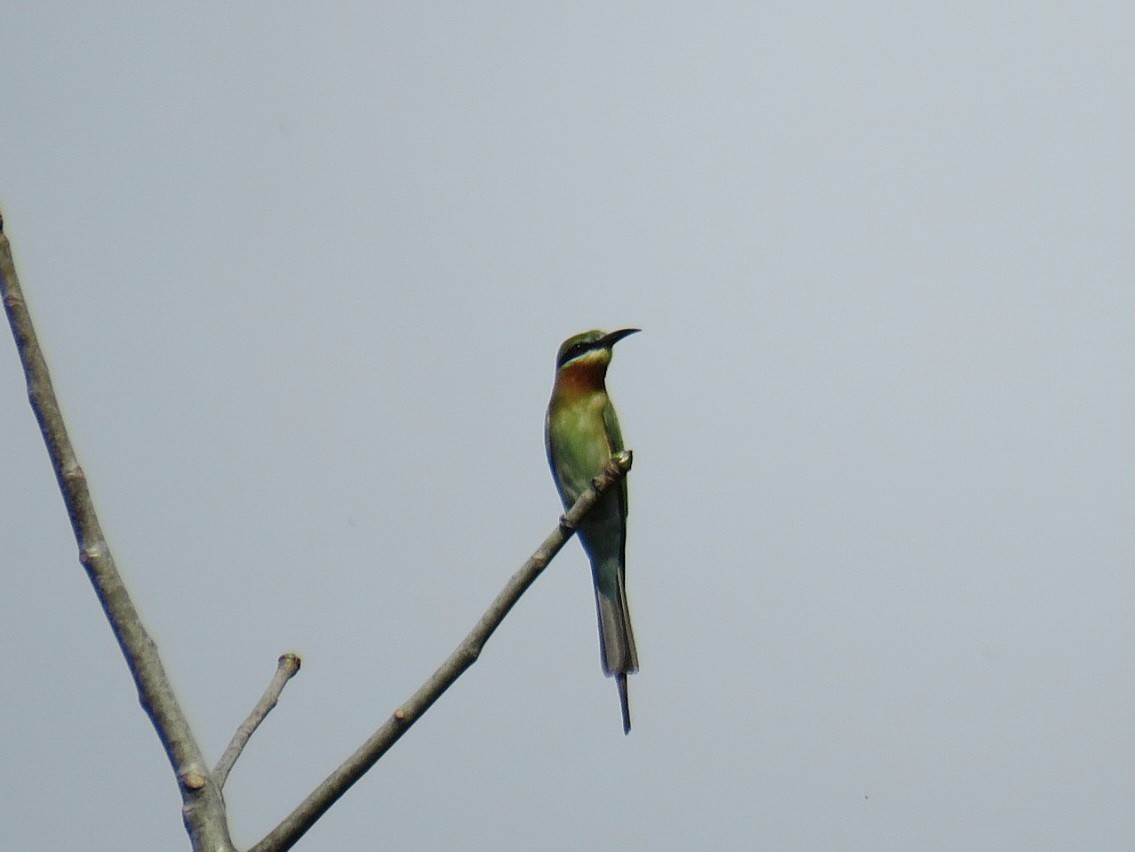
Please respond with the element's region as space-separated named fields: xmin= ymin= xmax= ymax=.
xmin=2 ymin=208 xmax=630 ymax=851
xmin=0 ymin=214 xmax=235 ymax=850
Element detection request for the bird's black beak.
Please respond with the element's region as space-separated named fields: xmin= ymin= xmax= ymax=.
xmin=601 ymin=328 xmax=641 ymax=348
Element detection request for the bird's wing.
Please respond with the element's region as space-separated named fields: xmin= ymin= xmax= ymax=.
xmin=602 ymin=399 xmax=629 ymax=520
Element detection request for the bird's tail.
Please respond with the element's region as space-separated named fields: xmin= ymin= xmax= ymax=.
xmin=595 ymin=574 xmax=638 ymax=734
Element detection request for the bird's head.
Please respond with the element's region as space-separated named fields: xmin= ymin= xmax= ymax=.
xmin=555 ymin=328 xmax=640 ymax=370
xmin=551 ymin=328 xmax=640 ymax=393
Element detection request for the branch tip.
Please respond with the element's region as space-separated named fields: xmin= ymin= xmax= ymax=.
xmin=213 ymin=654 xmax=303 ymax=790
xmin=608 ymin=449 xmax=633 ymax=474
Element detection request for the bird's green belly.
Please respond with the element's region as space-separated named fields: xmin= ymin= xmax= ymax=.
xmin=549 ymin=425 xmax=609 ymax=503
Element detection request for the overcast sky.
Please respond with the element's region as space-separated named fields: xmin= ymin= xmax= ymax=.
xmin=3 ymin=4 xmax=1135 ymax=850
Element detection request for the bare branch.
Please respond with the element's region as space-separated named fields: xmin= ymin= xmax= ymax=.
xmin=3 ymin=206 xmax=634 ymax=850
xmin=215 ymin=653 xmax=303 ymax=790
xmin=0 ymin=212 xmax=235 ymax=852
xmin=250 ymin=451 xmax=633 ymax=852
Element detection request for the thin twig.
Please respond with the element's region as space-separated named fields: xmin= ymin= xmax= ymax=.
xmin=250 ymin=451 xmax=633 ymax=852
xmin=215 ymin=653 xmax=303 ymax=790
xmin=0 ymin=212 xmax=235 ymax=852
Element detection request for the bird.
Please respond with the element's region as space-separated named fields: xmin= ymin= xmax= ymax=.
xmin=545 ymin=328 xmax=640 ymax=734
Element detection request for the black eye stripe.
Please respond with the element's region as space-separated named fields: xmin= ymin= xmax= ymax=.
xmin=557 ymin=340 xmax=598 ymax=368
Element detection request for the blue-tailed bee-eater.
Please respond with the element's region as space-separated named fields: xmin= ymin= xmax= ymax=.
xmin=545 ymin=328 xmax=640 ymax=734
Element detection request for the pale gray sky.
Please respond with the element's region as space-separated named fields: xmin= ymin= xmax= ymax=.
xmin=3 ymin=4 xmax=1135 ymax=850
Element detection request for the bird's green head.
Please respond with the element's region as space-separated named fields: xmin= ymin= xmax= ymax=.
xmin=555 ymin=328 xmax=640 ymax=370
